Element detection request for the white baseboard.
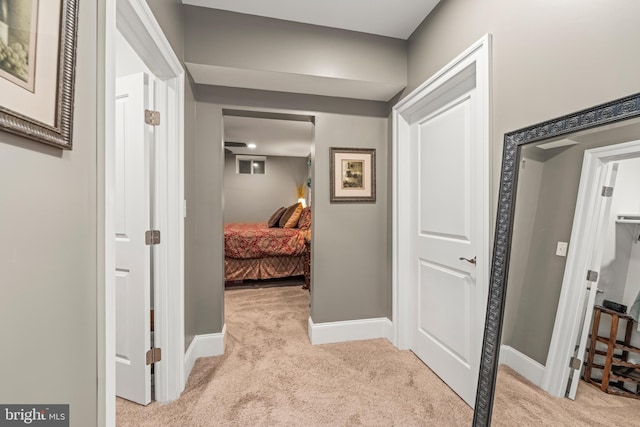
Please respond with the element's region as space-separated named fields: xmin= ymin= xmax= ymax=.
xmin=183 ymin=325 xmax=226 ymax=386
xmin=499 ymin=345 xmax=545 ymax=387
xmin=308 ymin=317 xmax=392 ymax=345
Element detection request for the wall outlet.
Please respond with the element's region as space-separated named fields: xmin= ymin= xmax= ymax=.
xmin=556 ymin=241 xmax=568 ymax=257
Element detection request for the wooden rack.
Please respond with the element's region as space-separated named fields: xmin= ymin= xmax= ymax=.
xmin=583 ymin=305 xmax=640 ymax=399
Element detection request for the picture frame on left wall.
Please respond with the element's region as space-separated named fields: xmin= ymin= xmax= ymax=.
xmin=0 ymin=0 xmax=79 ymax=149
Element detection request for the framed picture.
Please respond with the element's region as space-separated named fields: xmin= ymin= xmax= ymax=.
xmin=330 ymin=147 xmax=376 ymax=203
xmin=0 ymin=0 xmax=79 ymax=149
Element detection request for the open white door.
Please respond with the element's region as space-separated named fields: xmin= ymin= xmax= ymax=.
xmin=409 ymin=70 xmax=486 ymax=406
xmin=567 ymin=162 xmax=619 ymax=399
xmin=115 ymin=72 xmax=152 ymax=405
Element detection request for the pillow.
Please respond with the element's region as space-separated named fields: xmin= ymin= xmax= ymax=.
xmin=267 ymin=207 xmax=286 ymax=228
xmin=297 ymin=207 xmax=311 ymax=229
xmin=279 ymin=202 xmax=303 ymax=228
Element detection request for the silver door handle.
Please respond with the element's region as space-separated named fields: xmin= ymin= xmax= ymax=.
xmin=459 ymin=256 xmax=476 ymax=265
xmin=586 ymin=286 xmax=604 ymax=294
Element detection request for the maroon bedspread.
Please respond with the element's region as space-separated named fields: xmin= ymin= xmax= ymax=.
xmin=224 ymin=222 xmax=308 ymax=259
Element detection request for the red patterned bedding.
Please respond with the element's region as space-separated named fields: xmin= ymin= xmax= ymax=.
xmin=224 ymin=222 xmax=308 ymax=259
xmin=224 ymin=256 xmax=303 ymax=281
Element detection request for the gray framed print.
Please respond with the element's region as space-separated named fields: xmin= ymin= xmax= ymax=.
xmin=0 ymin=0 xmax=79 ymax=149
xmin=330 ymin=147 xmax=376 ymax=203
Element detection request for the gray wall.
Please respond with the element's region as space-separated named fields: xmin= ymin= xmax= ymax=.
xmin=194 ymin=102 xmax=225 ymax=334
xmin=311 ymin=113 xmax=390 ymax=322
xmin=145 ymin=0 xmax=184 ymax=59
xmin=407 ymin=0 xmax=640 ymax=364
xmin=0 ymin=0 xmax=98 ymax=424
xmin=223 ymin=155 xmax=308 ymax=224
xmin=508 ymin=145 xmax=589 ymax=364
xmin=408 ymin=0 xmax=640 ymax=210
xmin=184 ymin=7 xmax=406 ymax=95
xmin=501 ymin=156 xmax=543 ymax=346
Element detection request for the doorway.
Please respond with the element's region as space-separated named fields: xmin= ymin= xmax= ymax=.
xmin=221 ymin=109 xmax=314 ymax=323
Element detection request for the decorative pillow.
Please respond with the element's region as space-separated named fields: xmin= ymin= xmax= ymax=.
xmin=267 ymin=207 xmax=286 ymax=228
xmin=297 ymin=207 xmax=311 ymax=229
xmin=279 ymin=202 xmax=303 ymax=228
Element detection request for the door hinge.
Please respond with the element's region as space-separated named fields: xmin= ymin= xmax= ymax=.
xmin=146 ymin=347 xmax=162 ymax=365
xmin=586 ymin=270 xmax=599 ymax=282
xmin=145 ymin=109 xmax=160 ymax=126
xmin=569 ymin=356 xmax=582 ymax=370
xmin=601 ymin=186 xmax=614 ymax=197
xmin=145 ymin=230 xmax=161 ymax=245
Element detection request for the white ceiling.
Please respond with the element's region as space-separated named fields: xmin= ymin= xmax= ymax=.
xmin=182 ymin=0 xmax=440 ymax=39
xmin=224 ymin=115 xmax=313 ymax=158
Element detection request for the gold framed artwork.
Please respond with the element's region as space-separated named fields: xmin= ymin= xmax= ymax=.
xmin=0 ymin=0 xmax=79 ymax=149
xmin=330 ymin=147 xmax=376 ymax=203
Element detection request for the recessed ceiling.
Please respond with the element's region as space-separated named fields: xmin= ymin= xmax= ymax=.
xmin=182 ymin=0 xmax=441 ymax=40
xmin=224 ymin=115 xmax=313 ymax=158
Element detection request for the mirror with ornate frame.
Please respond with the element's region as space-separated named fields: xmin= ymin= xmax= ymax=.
xmin=473 ymin=93 xmax=640 ymax=426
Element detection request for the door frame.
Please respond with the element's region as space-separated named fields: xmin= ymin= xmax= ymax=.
xmin=101 ymin=0 xmax=185 ymax=423
xmin=542 ymin=139 xmax=640 ymax=397
xmin=391 ymin=34 xmax=491 ymax=351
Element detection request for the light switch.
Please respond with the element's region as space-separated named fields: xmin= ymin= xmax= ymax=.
xmin=556 ymin=241 xmax=568 ymax=257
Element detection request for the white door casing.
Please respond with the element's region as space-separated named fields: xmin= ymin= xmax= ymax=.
xmin=543 ymin=139 xmax=640 ymax=397
xmin=566 ymin=162 xmax=618 ymax=399
xmin=115 ymin=72 xmax=152 ymax=405
xmin=103 ymin=0 xmax=186 ymax=422
xmin=393 ymin=35 xmax=491 ymax=407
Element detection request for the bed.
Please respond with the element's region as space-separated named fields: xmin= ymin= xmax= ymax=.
xmin=224 ymin=206 xmax=311 ymax=281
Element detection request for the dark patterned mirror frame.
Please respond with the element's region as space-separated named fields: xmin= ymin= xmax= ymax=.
xmin=472 ymin=92 xmax=640 ymax=426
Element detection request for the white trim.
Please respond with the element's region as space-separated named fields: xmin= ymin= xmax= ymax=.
xmin=308 ymin=317 xmax=392 ymax=345
xmin=183 ymin=326 xmax=226 ymax=385
xmin=543 ymin=139 xmax=640 ymax=397
xmin=100 ymin=0 xmax=116 ymax=425
xmin=104 ymin=0 xmax=186 ymax=420
xmin=391 ymin=34 xmax=492 ymax=352
xmin=499 ymin=345 xmax=545 ymax=388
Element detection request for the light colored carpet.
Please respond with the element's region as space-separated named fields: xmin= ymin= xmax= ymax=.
xmin=492 ymin=365 xmax=640 ymax=426
xmin=117 ymin=286 xmax=640 ymax=426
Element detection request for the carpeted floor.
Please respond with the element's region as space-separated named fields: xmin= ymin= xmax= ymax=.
xmin=117 ymin=286 xmax=640 ymax=426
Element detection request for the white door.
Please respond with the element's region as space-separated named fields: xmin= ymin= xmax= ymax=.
xmin=115 ymin=72 xmax=152 ymax=405
xmin=567 ymin=162 xmax=619 ymax=399
xmin=409 ymin=83 xmax=485 ymax=406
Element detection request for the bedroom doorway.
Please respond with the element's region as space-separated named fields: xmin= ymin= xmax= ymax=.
xmin=221 ymin=109 xmax=314 ymax=293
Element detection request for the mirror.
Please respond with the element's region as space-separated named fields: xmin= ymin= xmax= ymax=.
xmin=473 ymin=93 xmax=640 ymax=426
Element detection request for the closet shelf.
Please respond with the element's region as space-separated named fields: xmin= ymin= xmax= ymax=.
xmin=616 ymin=214 xmax=640 ymax=224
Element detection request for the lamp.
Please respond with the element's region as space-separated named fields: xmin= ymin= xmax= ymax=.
xmin=296 ymin=183 xmax=307 ymax=208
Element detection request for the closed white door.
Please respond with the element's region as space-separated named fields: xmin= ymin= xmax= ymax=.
xmin=409 ymin=80 xmax=485 ymax=406
xmin=115 ymin=72 xmax=152 ymax=405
